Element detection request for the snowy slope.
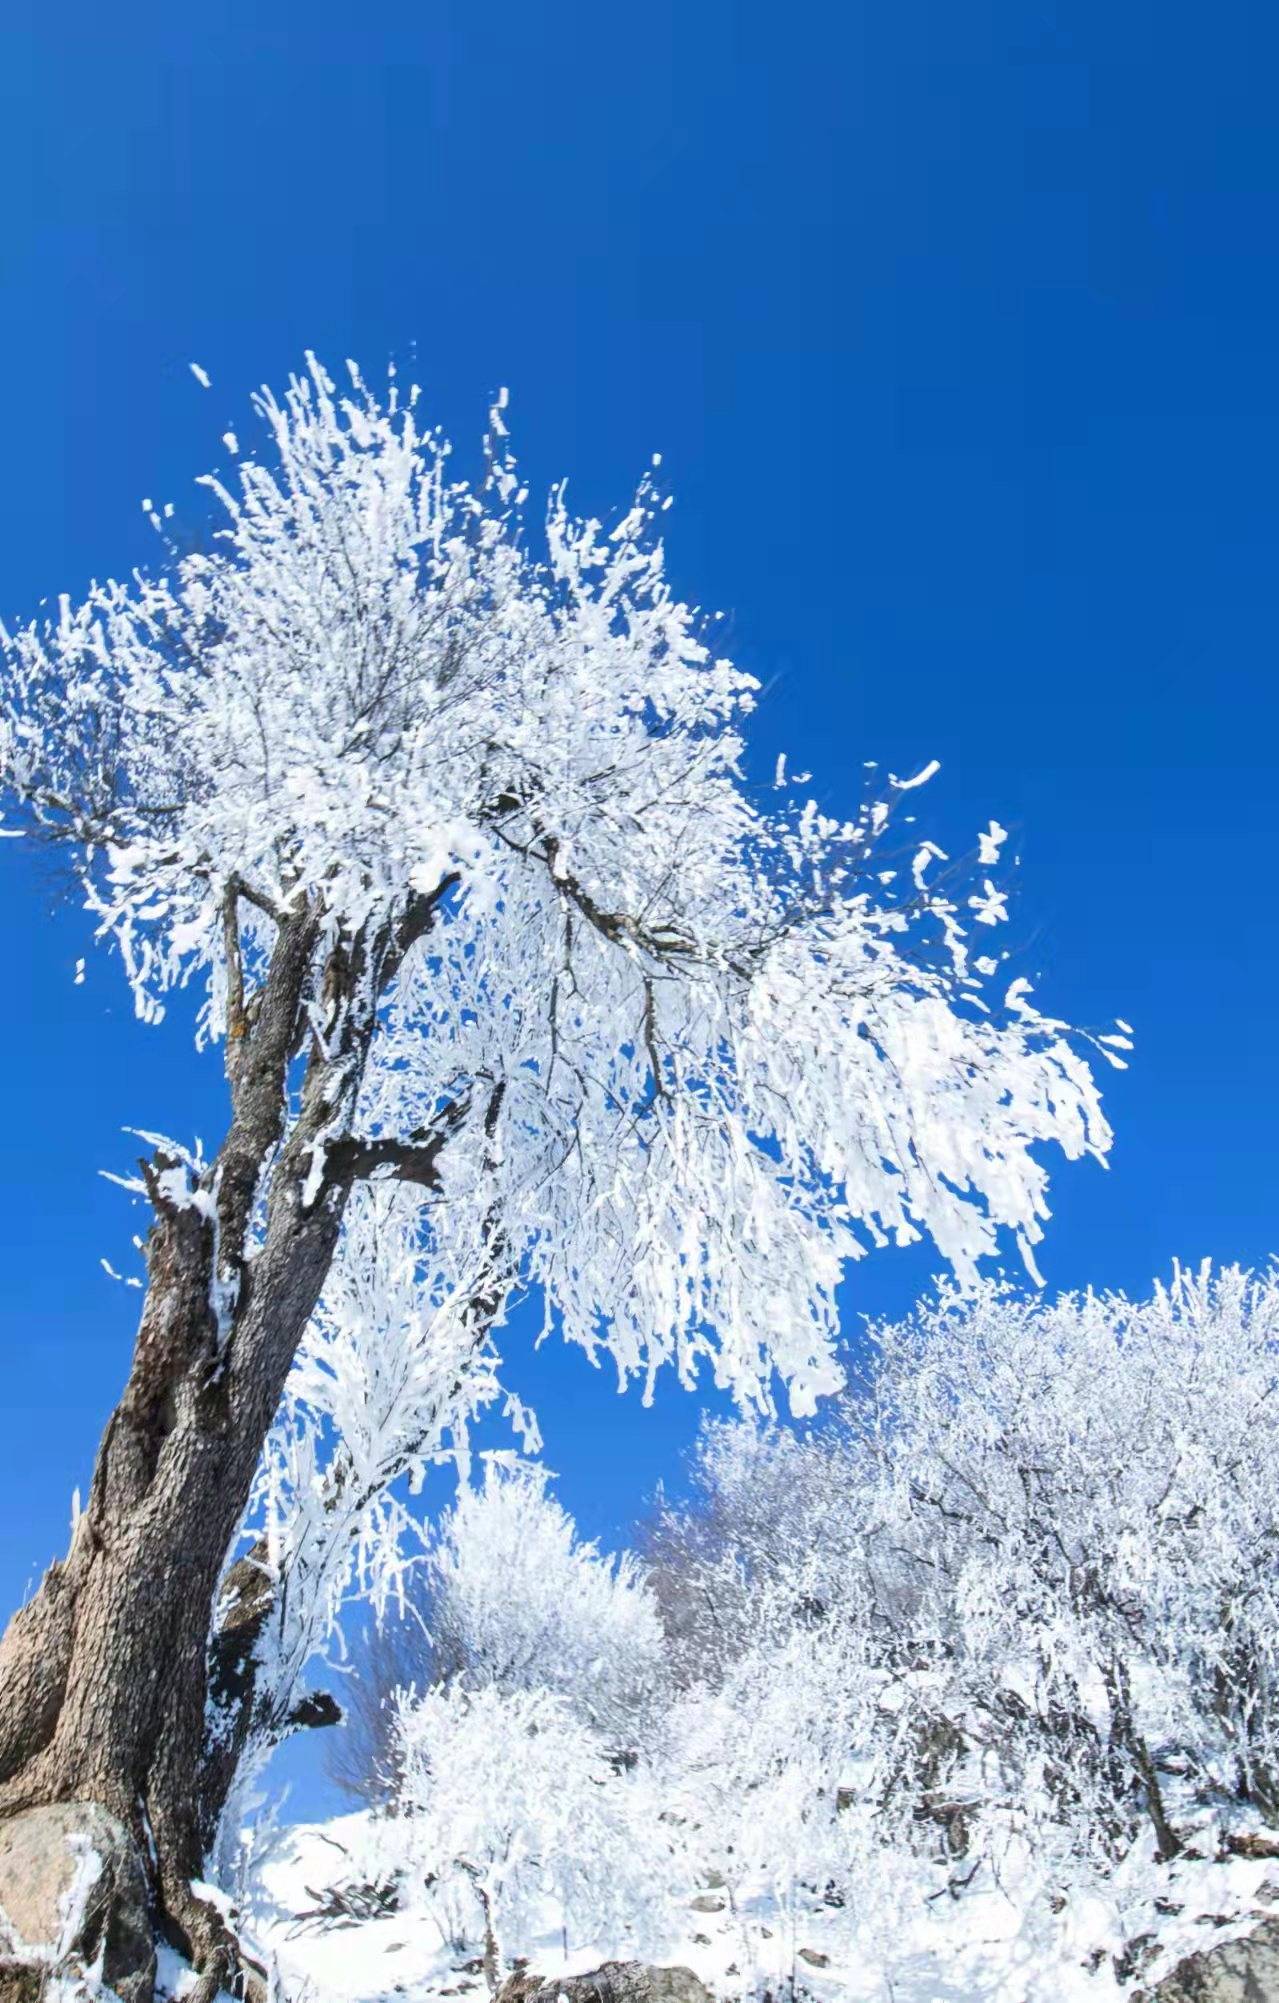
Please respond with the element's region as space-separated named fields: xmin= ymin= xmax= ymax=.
xmin=244 ymin=1812 xmax=1279 ymax=2003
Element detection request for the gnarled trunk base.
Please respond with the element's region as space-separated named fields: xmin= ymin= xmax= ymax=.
xmin=0 ymin=1165 xmax=348 ymax=1999
xmin=0 ymin=1425 xmax=267 ymax=1999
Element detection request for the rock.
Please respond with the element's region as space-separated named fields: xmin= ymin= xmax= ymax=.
xmin=0 ymin=1964 xmax=45 ymax=2003
xmin=497 ymin=1962 xmax=714 ymax=2003
xmin=1224 ymin=1833 xmax=1279 ymax=1862
xmin=1144 ymin=1914 xmax=1279 ymax=2000
xmin=0 ymin=1802 xmax=155 ymax=2003
xmin=689 ymin=1895 xmax=725 ymax=1913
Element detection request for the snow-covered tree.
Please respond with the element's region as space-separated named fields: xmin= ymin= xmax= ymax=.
xmin=851 ymin=1264 xmax=1279 ymax=1870
xmin=655 ymin=1266 xmax=1279 ymax=1915
xmin=0 ymin=354 xmax=1114 ymax=1992
xmin=642 ymin=1410 xmax=857 ymax=1689
xmin=421 ymin=1458 xmax=667 ymax=1740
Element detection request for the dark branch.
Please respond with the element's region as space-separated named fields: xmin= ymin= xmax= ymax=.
xmin=222 ymin=889 xmax=247 ymax=1051
xmin=224 ymin=871 xmax=288 ymax=924
xmin=326 ymin=1102 xmax=468 ymax=1192
xmin=287 ymin=1690 xmax=343 ymax=1732
xmin=394 ymin=870 xmax=461 ymax=959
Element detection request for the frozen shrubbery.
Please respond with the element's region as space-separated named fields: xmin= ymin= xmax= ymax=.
xmin=391 ymin=1683 xmax=675 ymax=1980
xmin=422 ymin=1460 xmax=669 ymax=1744
xmin=337 ymin=1462 xmax=677 ymax=1980
xmin=337 ymin=1268 xmax=1279 ymax=1991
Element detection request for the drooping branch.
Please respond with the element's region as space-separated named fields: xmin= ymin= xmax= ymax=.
xmin=491 ymin=818 xmax=701 ymax=969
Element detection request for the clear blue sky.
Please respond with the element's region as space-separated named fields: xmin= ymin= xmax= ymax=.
xmin=1 ymin=0 xmax=1276 ymax=1626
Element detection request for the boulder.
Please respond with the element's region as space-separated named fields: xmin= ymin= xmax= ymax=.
xmin=0 ymin=1802 xmax=155 ymax=2003
xmin=0 ymin=1964 xmax=45 ymax=2003
xmin=1145 ymin=1914 xmax=1279 ymax=2000
xmin=498 ymin=1962 xmax=714 ymax=2003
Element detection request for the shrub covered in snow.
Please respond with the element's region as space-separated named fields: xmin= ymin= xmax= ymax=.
xmin=422 ymin=1459 xmax=669 ymax=1745
xmin=641 ymin=1264 xmax=1279 ymax=1981
xmin=384 ymin=1682 xmax=678 ymax=1990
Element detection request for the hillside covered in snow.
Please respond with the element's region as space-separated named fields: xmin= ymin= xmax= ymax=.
xmin=192 ymin=1270 xmax=1279 ymax=2003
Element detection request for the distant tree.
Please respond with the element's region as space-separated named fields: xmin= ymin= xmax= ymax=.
xmin=324 ymin=1458 xmax=667 ymax=1809
xmin=0 ymin=357 xmax=1114 ymax=1995
xmin=421 ymin=1458 xmax=667 ymax=1732
xmin=847 ymin=1264 xmax=1279 ymax=1868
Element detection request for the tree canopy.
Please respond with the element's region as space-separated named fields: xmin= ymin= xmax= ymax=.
xmin=0 ymin=356 xmax=1120 ymax=1423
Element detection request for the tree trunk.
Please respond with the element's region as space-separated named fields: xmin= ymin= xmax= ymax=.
xmin=0 ymin=888 xmax=451 ymax=1996
xmin=198 ymin=1175 xmax=510 ymax=1851
xmin=0 ymin=1157 xmax=349 ymax=1991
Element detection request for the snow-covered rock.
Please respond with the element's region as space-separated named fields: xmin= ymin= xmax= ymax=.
xmin=498 ymin=1964 xmax=713 ymax=2003
xmin=0 ymin=1801 xmax=154 ymax=2003
xmin=1146 ymin=1913 xmax=1279 ymax=2000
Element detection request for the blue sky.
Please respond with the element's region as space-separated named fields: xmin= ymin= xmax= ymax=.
xmin=0 ymin=0 xmax=1276 ymax=1643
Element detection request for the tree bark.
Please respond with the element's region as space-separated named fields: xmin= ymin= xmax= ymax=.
xmin=197 ymin=1165 xmax=510 ymax=1853
xmin=0 ymin=885 xmax=452 ymax=1997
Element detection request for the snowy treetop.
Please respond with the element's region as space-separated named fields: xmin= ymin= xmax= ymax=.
xmin=0 ymin=356 xmax=1122 ymax=1412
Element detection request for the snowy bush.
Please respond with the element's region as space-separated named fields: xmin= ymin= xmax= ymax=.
xmin=665 ymin=1596 xmax=912 ymax=1978
xmin=383 ymin=1682 xmax=680 ymax=1989
xmin=422 ymin=1458 xmax=669 ymax=1744
xmin=655 ymin=1264 xmax=1279 ymax=1918
xmin=324 ymin=1457 xmax=669 ymax=1809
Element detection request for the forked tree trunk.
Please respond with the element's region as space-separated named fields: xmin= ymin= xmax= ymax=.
xmin=0 ymin=887 xmax=451 ymax=1997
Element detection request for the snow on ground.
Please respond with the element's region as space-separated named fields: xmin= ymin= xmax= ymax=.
xmin=245 ymin=1813 xmax=1279 ymax=2003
